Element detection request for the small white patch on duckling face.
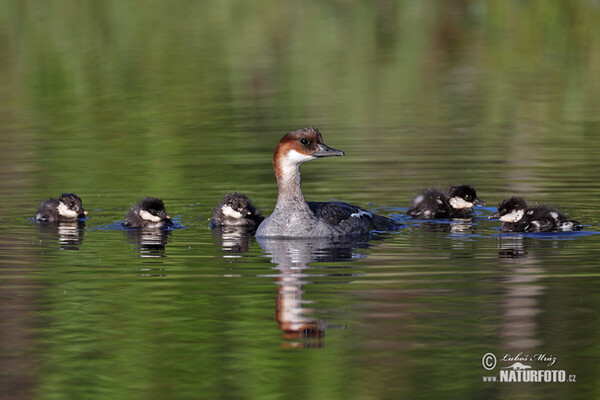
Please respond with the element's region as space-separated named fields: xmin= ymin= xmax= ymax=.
xmin=449 ymin=197 xmax=474 ymax=209
xmin=499 ymin=209 xmax=525 ymax=223
xmin=139 ymin=209 xmax=162 ymax=222
xmin=57 ymin=201 xmax=79 ymax=218
xmin=351 ymin=210 xmax=372 ymax=218
xmin=222 ymin=205 xmax=243 ymax=219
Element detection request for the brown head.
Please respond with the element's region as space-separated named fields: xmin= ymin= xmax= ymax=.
xmin=272 ymin=127 xmax=344 ymax=182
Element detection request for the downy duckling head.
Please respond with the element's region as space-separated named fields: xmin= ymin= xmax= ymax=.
xmin=138 ymin=197 xmax=171 ymax=223
xmin=489 ymin=196 xmax=527 ymax=222
xmin=58 ymin=193 xmax=88 ymax=219
xmin=212 ymin=192 xmax=263 ymax=226
xmin=446 ymin=185 xmax=485 ymax=210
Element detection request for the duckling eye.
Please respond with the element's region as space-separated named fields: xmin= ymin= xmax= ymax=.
xmin=300 ymin=138 xmax=310 ymax=146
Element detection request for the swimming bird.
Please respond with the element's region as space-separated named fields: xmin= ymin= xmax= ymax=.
xmin=255 ymin=127 xmax=398 ymax=238
xmin=123 ymin=197 xmax=173 ymax=229
xmin=489 ymin=196 xmax=582 ymax=232
xmin=211 ymin=192 xmax=264 ymax=228
xmin=36 ymin=193 xmax=88 ymax=222
xmin=407 ymin=185 xmax=484 ymax=219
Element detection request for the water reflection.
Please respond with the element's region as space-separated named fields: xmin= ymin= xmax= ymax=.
xmin=125 ymin=228 xmax=171 ymax=258
xmin=211 ymin=226 xmax=255 ymax=255
xmin=36 ymin=220 xmax=86 ymax=250
xmin=494 ymin=235 xmax=571 ymax=351
xmin=410 ymin=218 xmax=476 ymax=234
xmin=258 ymin=237 xmax=368 ymax=348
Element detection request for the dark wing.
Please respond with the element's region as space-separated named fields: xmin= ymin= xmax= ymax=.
xmin=308 ymin=201 xmax=362 ymax=226
xmin=308 ymin=201 xmax=398 ymax=232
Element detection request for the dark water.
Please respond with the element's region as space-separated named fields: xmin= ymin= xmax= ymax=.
xmin=2 ymin=2 xmax=600 ymax=399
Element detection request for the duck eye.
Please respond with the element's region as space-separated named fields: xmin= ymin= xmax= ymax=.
xmin=300 ymin=138 xmax=310 ymax=145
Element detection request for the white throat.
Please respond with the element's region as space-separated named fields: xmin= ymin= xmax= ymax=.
xmin=449 ymin=197 xmax=474 ymax=209
xmin=279 ymin=150 xmax=314 ymax=179
xmin=500 ymin=209 xmax=525 ymax=223
xmin=57 ymin=201 xmax=78 ymax=218
xmin=222 ymin=205 xmax=243 ymax=219
xmin=139 ymin=209 xmax=162 ymax=222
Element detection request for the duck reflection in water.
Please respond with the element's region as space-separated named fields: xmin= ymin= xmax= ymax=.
xmin=258 ymin=236 xmax=370 ymax=348
xmin=411 ymin=219 xmax=476 ymax=234
xmin=125 ymin=228 xmax=171 ymax=258
xmin=36 ymin=220 xmax=86 ymax=250
xmin=211 ymin=226 xmax=255 ymax=255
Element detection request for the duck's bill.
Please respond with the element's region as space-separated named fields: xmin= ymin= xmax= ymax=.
xmin=474 ymin=198 xmax=486 ymax=206
xmin=313 ymin=144 xmax=345 ymax=157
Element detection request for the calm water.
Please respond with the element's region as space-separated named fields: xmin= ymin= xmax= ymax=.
xmin=2 ymin=1 xmax=600 ymax=399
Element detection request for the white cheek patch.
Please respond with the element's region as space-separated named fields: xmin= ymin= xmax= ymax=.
xmin=57 ymin=202 xmax=78 ymax=218
xmin=284 ymin=149 xmax=315 ymax=164
xmin=500 ymin=209 xmax=525 ymax=223
xmin=449 ymin=197 xmax=474 ymax=209
xmin=222 ymin=205 xmax=243 ymax=219
xmin=280 ymin=149 xmax=315 ymax=175
xmin=139 ymin=209 xmax=162 ymax=222
xmin=351 ymin=210 xmax=372 ymax=218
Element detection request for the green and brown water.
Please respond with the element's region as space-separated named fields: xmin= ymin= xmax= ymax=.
xmin=1 ymin=1 xmax=600 ymax=399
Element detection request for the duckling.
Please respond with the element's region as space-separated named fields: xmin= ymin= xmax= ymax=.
xmin=123 ymin=197 xmax=173 ymax=229
xmin=36 ymin=193 xmax=87 ymax=222
xmin=211 ymin=192 xmax=264 ymax=228
xmin=407 ymin=185 xmax=484 ymax=219
xmin=489 ymin=197 xmax=582 ymax=232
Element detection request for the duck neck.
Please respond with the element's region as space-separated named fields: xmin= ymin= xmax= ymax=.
xmin=274 ymin=162 xmax=312 ymax=214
